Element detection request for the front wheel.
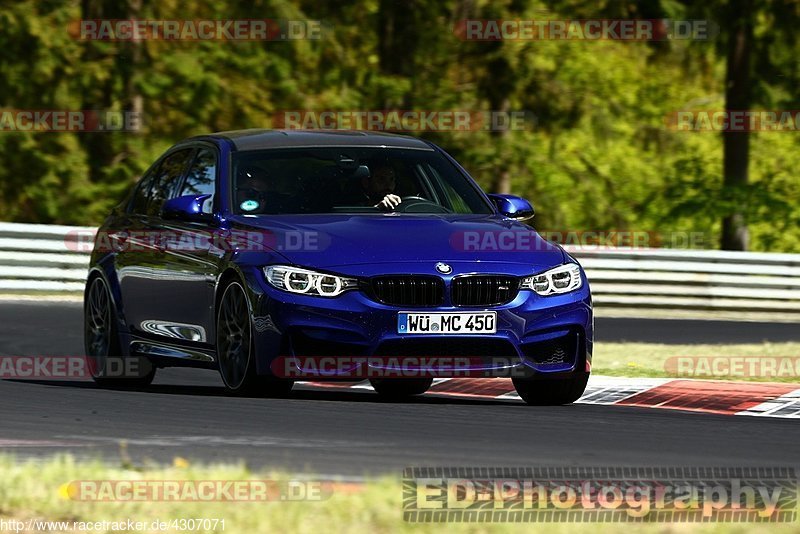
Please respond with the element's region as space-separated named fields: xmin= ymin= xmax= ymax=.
xmin=84 ymin=276 xmax=155 ymax=388
xmin=512 ymin=373 xmax=589 ymax=406
xmin=370 ymin=377 xmax=433 ymax=398
xmin=216 ymin=280 xmax=293 ymax=397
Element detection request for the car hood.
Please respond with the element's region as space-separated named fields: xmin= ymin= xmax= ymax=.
xmin=229 ymin=213 xmax=565 ymax=276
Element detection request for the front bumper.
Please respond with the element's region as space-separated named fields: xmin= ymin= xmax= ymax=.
xmin=241 ymin=267 xmax=593 ymax=379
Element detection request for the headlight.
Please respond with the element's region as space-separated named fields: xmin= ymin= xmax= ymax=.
xmin=520 ymin=263 xmax=582 ymax=295
xmin=264 ymin=266 xmax=358 ymax=297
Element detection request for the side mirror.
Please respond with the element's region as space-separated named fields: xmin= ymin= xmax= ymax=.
xmin=487 ymin=194 xmax=535 ymax=222
xmin=161 ymin=194 xmax=213 ymax=222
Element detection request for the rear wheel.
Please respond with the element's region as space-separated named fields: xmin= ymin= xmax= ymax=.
xmin=370 ymin=377 xmax=433 ymax=398
xmin=216 ymin=280 xmax=293 ymax=397
xmin=84 ymin=276 xmax=155 ymax=388
xmin=512 ymin=372 xmax=589 ymax=405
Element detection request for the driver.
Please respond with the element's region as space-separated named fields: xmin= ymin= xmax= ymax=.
xmin=362 ymin=164 xmax=402 ymax=210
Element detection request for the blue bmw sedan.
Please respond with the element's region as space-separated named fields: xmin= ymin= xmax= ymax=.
xmin=85 ymin=130 xmax=592 ymax=405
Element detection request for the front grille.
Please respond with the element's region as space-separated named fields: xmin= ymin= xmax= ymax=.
xmin=451 ymin=275 xmax=519 ymax=306
xmin=371 ymin=276 xmax=444 ymax=307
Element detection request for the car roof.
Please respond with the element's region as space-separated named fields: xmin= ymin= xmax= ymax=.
xmin=189 ymin=129 xmax=433 ymax=152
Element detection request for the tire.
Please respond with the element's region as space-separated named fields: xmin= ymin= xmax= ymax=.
xmin=512 ymin=372 xmax=589 ymax=406
xmin=216 ymin=279 xmax=293 ymax=397
xmin=84 ymin=276 xmax=155 ymax=388
xmin=370 ymin=377 xmax=433 ymax=398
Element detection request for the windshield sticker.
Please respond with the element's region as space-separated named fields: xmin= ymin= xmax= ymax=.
xmin=240 ymin=200 xmax=260 ymax=212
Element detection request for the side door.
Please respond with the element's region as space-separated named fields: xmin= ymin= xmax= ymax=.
xmin=116 ymin=161 xmax=162 ymax=333
xmin=153 ymin=145 xmax=221 ymax=347
xmin=122 ymin=148 xmax=195 ymax=339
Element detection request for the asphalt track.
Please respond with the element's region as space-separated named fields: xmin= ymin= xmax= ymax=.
xmin=0 ymin=301 xmax=798 ymax=475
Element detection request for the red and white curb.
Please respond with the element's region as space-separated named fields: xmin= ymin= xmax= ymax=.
xmin=298 ymin=376 xmax=800 ymax=419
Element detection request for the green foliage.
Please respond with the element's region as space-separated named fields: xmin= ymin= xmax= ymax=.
xmin=0 ymin=0 xmax=797 ymax=251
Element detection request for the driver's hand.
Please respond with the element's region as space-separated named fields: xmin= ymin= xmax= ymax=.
xmin=374 ymin=194 xmax=402 ymax=210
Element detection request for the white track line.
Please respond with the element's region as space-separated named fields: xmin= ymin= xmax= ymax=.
xmin=735 ymin=389 xmax=800 ymax=418
xmin=301 ymin=376 xmax=800 ymax=419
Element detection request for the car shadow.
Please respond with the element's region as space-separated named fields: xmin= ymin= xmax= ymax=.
xmin=2 ymin=378 xmax=526 ymax=406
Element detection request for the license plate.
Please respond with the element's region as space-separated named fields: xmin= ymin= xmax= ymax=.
xmin=397 ymin=312 xmax=497 ymax=334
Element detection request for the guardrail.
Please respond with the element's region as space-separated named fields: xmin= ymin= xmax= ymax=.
xmin=1 ymin=222 xmax=799 ymax=317
xmin=564 ymin=246 xmax=800 ymax=314
xmin=0 ymin=222 xmax=92 ymax=293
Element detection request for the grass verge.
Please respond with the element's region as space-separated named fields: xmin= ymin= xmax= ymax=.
xmin=0 ymin=454 xmax=797 ymax=533
xmin=593 ymin=342 xmax=800 ymax=382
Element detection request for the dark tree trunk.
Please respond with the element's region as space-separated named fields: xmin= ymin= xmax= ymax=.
xmin=78 ymin=0 xmax=144 ymax=184
xmin=489 ymin=97 xmax=511 ymax=194
xmin=79 ymin=0 xmax=114 ymax=185
xmin=376 ymin=0 xmax=418 ymax=108
xmin=721 ymin=0 xmax=753 ymax=250
xmin=119 ymin=0 xmax=143 ymax=159
xmin=483 ymin=55 xmax=513 ymax=194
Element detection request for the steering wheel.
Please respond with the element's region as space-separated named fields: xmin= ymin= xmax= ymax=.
xmin=395 ymin=196 xmax=451 ymax=214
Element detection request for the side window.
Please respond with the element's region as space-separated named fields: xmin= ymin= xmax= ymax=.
xmin=178 ymin=148 xmax=217 ymax=200
xmin=129 ymin=166 xmax=158 ymax=215
xmin=146 ymin=149 xmax=194 ymax=217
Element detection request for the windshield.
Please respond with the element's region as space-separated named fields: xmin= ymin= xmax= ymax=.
xmin=231 ymin=147 xmax=493 ymax=215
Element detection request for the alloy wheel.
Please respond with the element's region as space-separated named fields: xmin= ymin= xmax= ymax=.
xmin=85 ymin=277 xmax=112 ymax=376
xmin=217 ymin=281 xmax=252 ymax=390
